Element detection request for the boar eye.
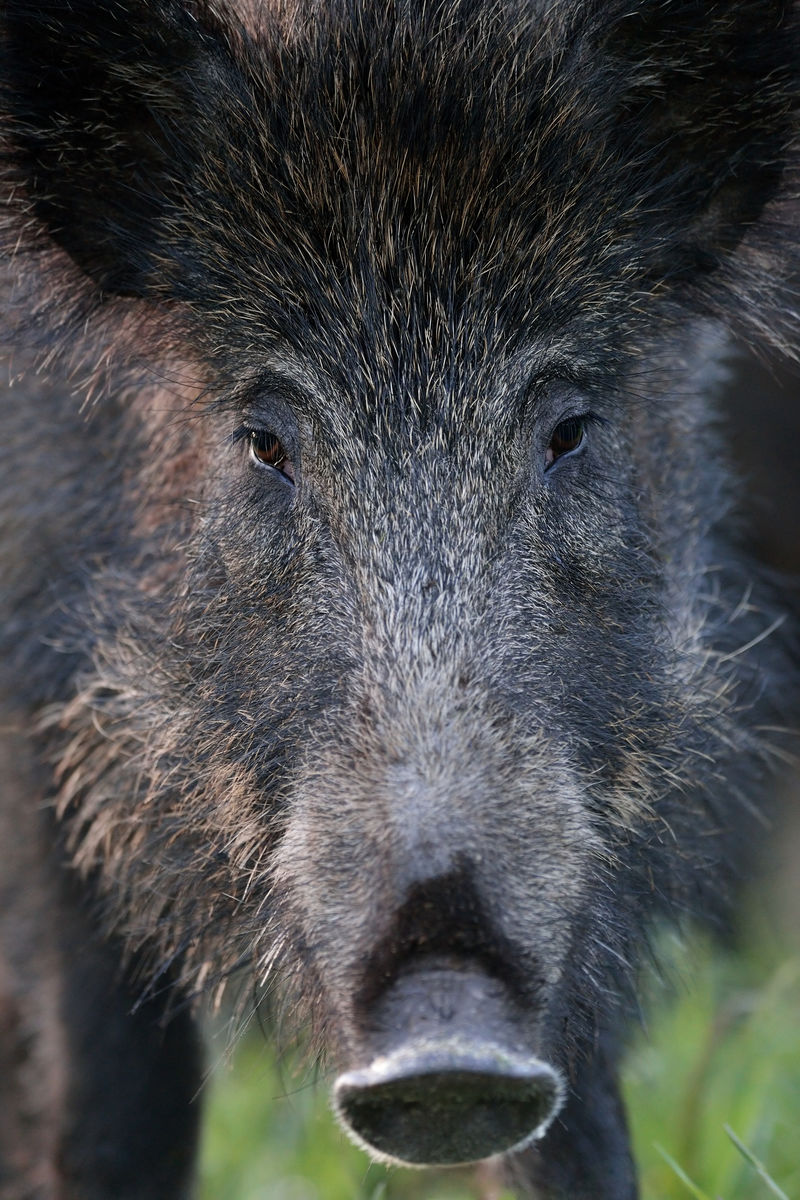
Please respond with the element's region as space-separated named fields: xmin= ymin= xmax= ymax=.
xmin=545 ymin=416 xmax=586 ymax=470
xmin=248 ymin=430 xmax=295 ymax=483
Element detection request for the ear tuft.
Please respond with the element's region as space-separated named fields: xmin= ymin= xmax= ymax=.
xmin=599 ymin=0 xmax=799 ymax=343
xmin=1 ymin=0 xmax=243 ymax=296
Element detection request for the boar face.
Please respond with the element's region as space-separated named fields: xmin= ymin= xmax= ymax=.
xmin=1 ymin=0 xmax=797 ymax=1188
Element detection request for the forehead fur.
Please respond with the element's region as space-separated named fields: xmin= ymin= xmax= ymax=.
xmin=117 ymin=0 xmax=641 ymax=378
xmin=2 ymin=0 xmax=798 ymax=375
xmin=208 ymin=0 xmax=799 ymax=373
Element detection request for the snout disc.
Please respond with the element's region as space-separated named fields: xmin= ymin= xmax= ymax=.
xmin=333 ymin=1039 xmax=564 ymax=1167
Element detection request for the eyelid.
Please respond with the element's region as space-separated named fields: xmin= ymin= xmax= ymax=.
xmin=553 ymin=409 xmax=605 ymax=430
xmin=233 ymin=385 xmax=300 ymax=452
xmin=231 ymin=424 xmax=253 ymax=446
xmin=231 ymin=421 xmax=294 ymax=453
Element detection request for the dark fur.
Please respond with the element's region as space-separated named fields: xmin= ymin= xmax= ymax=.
xmin=0 ymin=2 xmax=798 ymax=1197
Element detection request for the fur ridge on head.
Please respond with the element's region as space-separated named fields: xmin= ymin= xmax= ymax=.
xmin=0 ymin=0 xmax=798 ymax=379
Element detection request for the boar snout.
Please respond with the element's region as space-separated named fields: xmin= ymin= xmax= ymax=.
xmin=333 ymin=1040 xmax=564 ymax=1166
xmin=333 ymin=966 xmax=565 ymax=1166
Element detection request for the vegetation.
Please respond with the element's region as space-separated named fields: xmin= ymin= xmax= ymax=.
xmin=200 ymin=933 xmax=799 ymax=1200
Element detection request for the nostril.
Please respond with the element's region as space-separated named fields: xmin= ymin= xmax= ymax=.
xmin=333 ymin=1038 xmax=564 ymax=1166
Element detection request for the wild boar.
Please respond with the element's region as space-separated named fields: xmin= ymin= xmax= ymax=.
xmin=0 ymin=2 xmax=797 ymax=1197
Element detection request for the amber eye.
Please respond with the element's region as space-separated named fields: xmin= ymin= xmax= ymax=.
xmin=248 ymin=430 xmax=295 ymax=482
xmin=545 ymin=416 xmax=585 ymax=470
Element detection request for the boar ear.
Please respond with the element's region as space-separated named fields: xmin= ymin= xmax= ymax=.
xmin=605 ymin=0 xmax=798 ymax=295
xmin=1 ymin=0 xmax=245 ymax=297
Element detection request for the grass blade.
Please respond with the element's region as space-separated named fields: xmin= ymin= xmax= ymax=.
xmin=724 ymin=1126 xmax=790 ymax=1200
xmin=653 ymin=1144 xmax=713 ymax=1200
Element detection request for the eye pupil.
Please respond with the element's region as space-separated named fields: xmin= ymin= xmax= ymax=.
xmin=551 ymin=418 xmax=583 ymax=452
xmin=248 ymin=430 xmax=294 ymax=482
xmin=250 ymin=431 xmax=283 ymax=465
xmin=546 ymin=417 xmax=585 ymax=469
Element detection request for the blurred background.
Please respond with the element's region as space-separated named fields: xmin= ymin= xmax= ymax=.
xmin=198 ymin=350 xmax=800 ymax=1200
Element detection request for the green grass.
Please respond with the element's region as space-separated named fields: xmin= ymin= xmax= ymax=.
xmin=627 ymin=940 xmax=799 ymax=1200
xmin=199 ymin=937 xmax=800 ymax=1200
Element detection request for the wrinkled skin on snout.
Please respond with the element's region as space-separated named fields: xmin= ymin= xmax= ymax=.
xmin=0 ymin=2 xmax=798 ymax=1198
